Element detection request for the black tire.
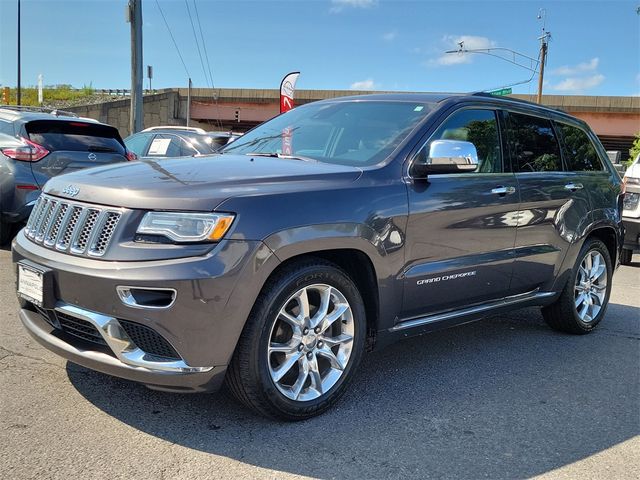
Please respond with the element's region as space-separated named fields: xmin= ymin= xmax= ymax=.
xmin=225 ymin=258 xmax=366 ymax=420
xmin=0 ymin=221 xmax=11 ymax=246
xmin=620 ymin=248 xmax=633 ymax=266
xmin=542 ymin=238 xmax=612 ymax=334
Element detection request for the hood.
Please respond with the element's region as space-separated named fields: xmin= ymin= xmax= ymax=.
xmin=43 ymin=154 xmax=362 ymax=211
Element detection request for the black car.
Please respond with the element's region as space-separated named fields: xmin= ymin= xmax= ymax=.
xmin=0 ymin=106 xmax=130 ymax=244
xmin=124 ymin=126 xmax=239 ymax=159
xmin=14 ymin=93 xmax=623 ymax=420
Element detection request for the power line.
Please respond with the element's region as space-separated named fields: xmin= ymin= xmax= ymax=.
xmin=193 ymin=0 xmax=215 ymax=89
xmin=155 ymin=0 xmax=190 ymax=78
xmin=192 ymin=0 xmax=223 ymax=129
xmin=184 ymin=0 xmax=209 ymax=87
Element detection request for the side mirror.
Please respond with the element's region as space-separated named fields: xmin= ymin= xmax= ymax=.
xmin=411 ymin=140 xmax=479 ymax=178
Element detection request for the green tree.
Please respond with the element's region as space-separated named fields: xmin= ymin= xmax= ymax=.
xmin=628 ymin=133 xmax=640 ymax=167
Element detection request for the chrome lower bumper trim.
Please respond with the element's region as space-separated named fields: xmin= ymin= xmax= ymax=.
xmin=53 ymin=303 xmax=212 ymax=373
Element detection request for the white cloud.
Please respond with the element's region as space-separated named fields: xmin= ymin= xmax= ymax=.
xmin=551 ymin=74 xmax=605 ymax=92
xmin=429 ymin=35 xmax=496 ymax=66
xmin=330 ymin=0 xmax=377 ymax=13
xmin=350 ymin=78 xmax=378 ymax=90
xmin=382 ymin=31 xmax=397 ymax=41
xmin=552 ymin=58 xmax=599 ymax=76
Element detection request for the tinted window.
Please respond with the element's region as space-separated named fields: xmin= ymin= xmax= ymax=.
xmin=418 ymin=109 xmax=502 ymax=173
xmin=558 ymin=123 xmax=604 ymax=171
xmin=124 ymin=132 xmax=153 ymax=156
xmin=26 ymin=120 xmax=125 ymax=155
xmin=508 ymin=112 xmax=562 ymax=172
xmin=0 ymin=120 xmax=14 ymax=136
xmin=223 ymin=101 xmax=434 ymax=166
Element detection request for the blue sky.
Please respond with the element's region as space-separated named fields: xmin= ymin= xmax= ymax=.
xmin=1 ymin=0 xmax=639 ymax=96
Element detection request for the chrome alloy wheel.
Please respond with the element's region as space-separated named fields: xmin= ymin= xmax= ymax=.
xmin=267 ymin=284 xmax=354 ymax=402
xmin=574 ymin=250 xmax=608 ymax=323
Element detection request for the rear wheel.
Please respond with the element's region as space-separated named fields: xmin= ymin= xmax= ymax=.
xmin=226 ymin=259 xmax=366 ymax=420
xmin=620 ymin=248 xmax=633 ymax=266
xmin=542 ymin=238 xmax=612 ymax=334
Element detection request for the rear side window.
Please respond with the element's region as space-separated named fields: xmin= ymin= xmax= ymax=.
xmin=26 ymin=120 xmax=125 ymax=155
xmin=125 ymin=132 xmax=153 ymax=156
xmin=557 ymin=122 xmax=604 ymax=171
xmin=508 ymin=112 xmax=562 ymax=172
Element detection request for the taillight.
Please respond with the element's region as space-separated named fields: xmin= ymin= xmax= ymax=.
xmin=1 ymin=137 xmax=49 ymax=162
xmin=126 ymin=149 xmax=138 ymax=161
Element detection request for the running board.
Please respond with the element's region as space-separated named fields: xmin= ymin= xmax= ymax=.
xmin=390 ymin=291 xmax=555 ymax=332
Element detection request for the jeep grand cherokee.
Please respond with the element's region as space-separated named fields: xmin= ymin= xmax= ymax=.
xmin=13 ymin=93 xmax=624 ymax=420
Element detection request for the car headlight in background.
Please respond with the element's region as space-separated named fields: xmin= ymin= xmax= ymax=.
xmin=136 ymin=212 xmax=235 ymax=243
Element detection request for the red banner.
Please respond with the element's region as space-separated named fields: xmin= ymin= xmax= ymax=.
xmin=280 ymin=72 xmax=300 ymax=114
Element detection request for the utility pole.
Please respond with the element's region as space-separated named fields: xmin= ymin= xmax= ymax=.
xmin=128 ymin=0 xmax=143 ymax=134
xmin=17 ymin=0 xmax=21 ymax=105
xmin=186 ymin=78 xmax=192 ymax=127
xmin=536 ymin=38 xmax=548 ymax=104
xmin=536 ymin=9 xmax=551 ymax=104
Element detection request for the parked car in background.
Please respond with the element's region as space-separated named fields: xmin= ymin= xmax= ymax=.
xmin=621 ymin=153 xmax=640 ymax=264
xmin=124 ymin=126 xmax=239 ymax=159
xmin=0 ymin=106 xmax=130 ymax=244
xmin=13 ymin=93 xmax=623 ymax=420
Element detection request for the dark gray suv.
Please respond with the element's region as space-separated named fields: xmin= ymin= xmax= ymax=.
xmin=12 ymin=94 xmax=624 ymax=420
xmin=0 ymin=107 xmax=130 ymax=244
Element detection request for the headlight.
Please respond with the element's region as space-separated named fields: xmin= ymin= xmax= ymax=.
xmin=137 ymin=212 xmax=234 ymax=243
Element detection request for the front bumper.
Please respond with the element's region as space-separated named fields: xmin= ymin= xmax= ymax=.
xmin=622 ymin=216 xmax=640 ymax=252
xmin=13 ymin=230 xmax=280 ymax=392
xmin=21 ymin=307 xmax=226 ymax=392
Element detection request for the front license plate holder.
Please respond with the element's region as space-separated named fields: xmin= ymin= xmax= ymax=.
xmin=17 ymin=261 xmax=56 ymax=309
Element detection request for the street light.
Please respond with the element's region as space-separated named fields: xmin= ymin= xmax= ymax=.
xmin=445 ymin=10 xmax=551 ymax=103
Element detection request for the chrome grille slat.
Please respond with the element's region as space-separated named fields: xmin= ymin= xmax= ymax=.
xmin=35 ymin=200 xmax=57 ymax=242
xmin=23 ymin=194 xmax=122 ymax=258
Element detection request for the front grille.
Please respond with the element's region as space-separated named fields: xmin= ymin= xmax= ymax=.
xmin=118 ymin=320 xmax=180 ymax=360
xmin=25 ymin=194 xmax=122 ymax=257
xmin=56 ymin=311 xmax=108 ymax=346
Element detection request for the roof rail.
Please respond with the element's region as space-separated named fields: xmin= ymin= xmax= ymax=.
xmin=0 ymin=105 xmax=79 ymax=117
xmin=142 ymin=126 xmax=206 ymax=133
xmin=468 ymin=92 xmax=567 ymax=113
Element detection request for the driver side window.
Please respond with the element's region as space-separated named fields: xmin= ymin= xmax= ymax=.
xmin=417 ymin=109 xmax=502 ymax=173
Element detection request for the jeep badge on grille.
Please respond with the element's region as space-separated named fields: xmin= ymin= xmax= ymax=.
xmin=61 ymin=185 xmax=80 ymax=197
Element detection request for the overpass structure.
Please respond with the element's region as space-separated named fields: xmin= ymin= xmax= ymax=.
xmin=67 ymin=88 xmax=639 ymax=156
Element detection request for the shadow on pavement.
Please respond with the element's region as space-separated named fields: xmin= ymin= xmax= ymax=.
xmin=67 ymin=305 xmax=639 ymax=479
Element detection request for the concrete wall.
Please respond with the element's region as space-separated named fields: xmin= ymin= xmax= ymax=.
xmin=65 ymin=91 xmax=186 ymax=138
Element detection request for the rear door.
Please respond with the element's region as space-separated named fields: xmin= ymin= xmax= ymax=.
xmin=402 ymin=107 xmax=519 ymax=319
xmin=505 ymin=110 xmax=592 ymax=295
xmin=23 ymin=120 xmax=127 ymax=187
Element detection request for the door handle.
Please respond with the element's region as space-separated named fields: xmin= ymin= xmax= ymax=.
xmin=491 ymin=186 xmax=516 ymax=196
xmin=564 ymin=183 xmax=584 ymax=191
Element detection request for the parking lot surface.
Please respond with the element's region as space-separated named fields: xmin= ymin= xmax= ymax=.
xmin=0 ymin=245 xmax=638 ymax=480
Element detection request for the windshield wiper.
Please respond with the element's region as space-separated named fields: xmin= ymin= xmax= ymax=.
xmin=245 ymin=152 xmax=313 ymax=162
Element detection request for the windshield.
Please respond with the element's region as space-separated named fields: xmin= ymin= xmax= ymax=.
xmin=222 ymin=100 xmax=434 ymax=166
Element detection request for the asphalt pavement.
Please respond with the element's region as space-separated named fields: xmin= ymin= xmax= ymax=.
xmin=0 ymin=244 xmax=638 ymax=480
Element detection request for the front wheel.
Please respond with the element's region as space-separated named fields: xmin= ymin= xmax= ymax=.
xmin=226 ymin=259 xmax=366 ymax=420
xmin=542 ymin=238 xmax=612 ymax=334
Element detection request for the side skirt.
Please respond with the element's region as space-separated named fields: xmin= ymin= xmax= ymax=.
xmin=374 ymin=290 xmax=558 ymax=349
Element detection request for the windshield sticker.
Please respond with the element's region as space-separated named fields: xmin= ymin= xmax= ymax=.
xmin=414 ymin=105 xmax=424 ymax=112
xmin=148 ymin=138 xmax=171 ymax=155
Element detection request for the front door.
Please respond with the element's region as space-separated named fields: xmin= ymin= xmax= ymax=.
xmin=402 ymin=108 xmax=519 ymax=320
